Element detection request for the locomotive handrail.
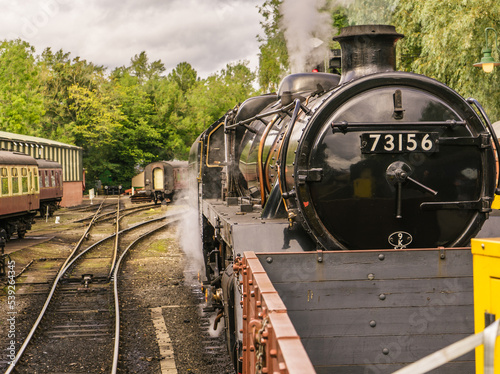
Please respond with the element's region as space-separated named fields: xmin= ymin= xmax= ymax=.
xmin=258 ymin=115 xmax=279 ymax=205
xmin=278 ymin=99 xmax=302 ymax=212
xmin=225 ymin=100 xmax=297 ymax=129
xmin=392 ymin=318 xmax=500 ymax=374
xmin=331 ymin=120 xmax=467 ymax=132
xmin=467 ymin=97 xmax=500 ymax=195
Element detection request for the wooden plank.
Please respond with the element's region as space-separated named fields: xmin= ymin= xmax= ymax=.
xmin=314 ymin=361 xmax=474 ymax=374
xmin=271 ymin=277 xmax=473 ymax=310
xmin=258 ymin=250 xmax=472 ymax=283
xmin=287 ymin=304 xmax=474 ymax=337
xmin=300 ymin=334 xmax=475 ymax=366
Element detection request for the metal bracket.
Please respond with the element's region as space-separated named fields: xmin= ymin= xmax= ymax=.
xmin=317 ymin=249 xmax=323 ymax=263
xmin=485 ymin=312 xmax=496 ymax=327
xmin=393 ymin=89 xmax=405 ymax=120
xmin=297 ymin=168 xmax=323 ymax=185
xmin=439 ymin=248 xmax=446 ymax=260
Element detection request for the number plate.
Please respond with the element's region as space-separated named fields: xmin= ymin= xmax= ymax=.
xmin=361 ymin=132 xmax=439 ymax=154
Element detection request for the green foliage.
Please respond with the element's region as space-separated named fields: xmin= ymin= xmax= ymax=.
xmin=393 ymin=0 xmax=500 ymax=121
xmin=257 ymin=0 xmax=289 ymax=91
xmin=2 ymin=0 xmax=497 ymax=189
xmin=0 ymin=40 xmax=45 ymax=135
xmin=256 ymin=0 xmax=499 ymax=122
xmin=0 ymin=43 xmax=256 ymax=188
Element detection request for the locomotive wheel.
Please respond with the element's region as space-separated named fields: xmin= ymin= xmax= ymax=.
xmin=222 ymin=265 xmax=239 ymax=372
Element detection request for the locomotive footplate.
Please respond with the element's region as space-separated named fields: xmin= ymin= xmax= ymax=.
xmin=202 ymin=199 xmax=315 ymax=253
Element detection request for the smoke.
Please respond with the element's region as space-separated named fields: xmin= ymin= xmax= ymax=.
xmin=280 ymin=0 xmax=334 ymax=73
xmin=174 ymin=181 xmax=204 ymax=279
xmin=279 ymin=0 xmax=400 ymax=74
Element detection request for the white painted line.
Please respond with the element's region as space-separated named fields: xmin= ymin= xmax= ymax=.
xmin=150 ymin=307 xmax=178 ymax=374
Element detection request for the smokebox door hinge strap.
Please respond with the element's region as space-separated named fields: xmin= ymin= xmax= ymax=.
xmin=297 ymin=168 xmax=323 ymax=185
xmin=393 ymin=89 xmax=405 ymax=120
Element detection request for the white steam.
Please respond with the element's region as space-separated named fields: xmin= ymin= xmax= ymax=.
xmin=280 ymin=0 xmax=334 ymax=73
xmin=176 ymin=204 xmax=204 ymax=275
xmin=279 ymin=0 xmax=400 ymax=74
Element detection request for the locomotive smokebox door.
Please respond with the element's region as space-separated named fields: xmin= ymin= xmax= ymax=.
xmin=293 ymin=75 xmax=496 ymax=250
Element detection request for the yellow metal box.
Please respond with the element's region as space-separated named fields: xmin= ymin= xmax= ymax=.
xmin=472 ymin=237 xmax=500 ymax=373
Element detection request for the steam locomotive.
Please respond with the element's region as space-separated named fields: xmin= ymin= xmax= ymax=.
xmin=189 ymin=25 xmax=499 ymax=372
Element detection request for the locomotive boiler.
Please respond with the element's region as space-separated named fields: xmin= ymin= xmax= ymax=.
xmin=189 ymin=25 xmax=499 ymax=373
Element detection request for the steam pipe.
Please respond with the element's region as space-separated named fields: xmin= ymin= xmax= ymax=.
xmin=277 ymin=99 xmax=302 ymax=212
xmin=258 ymin=115 xmax=279 ymax=206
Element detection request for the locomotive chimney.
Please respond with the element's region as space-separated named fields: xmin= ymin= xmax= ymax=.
xmin=332 ymin=25 xmax=404 ymax=84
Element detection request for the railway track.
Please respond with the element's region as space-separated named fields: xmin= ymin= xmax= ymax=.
xmin=3 ymin=197 xmax=182 ymax=374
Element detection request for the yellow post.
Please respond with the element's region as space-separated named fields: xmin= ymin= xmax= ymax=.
xmin=472 ymin=237 xmax=500 ymax=373
xmin=492 ymin=196 xmax=500 ymax=210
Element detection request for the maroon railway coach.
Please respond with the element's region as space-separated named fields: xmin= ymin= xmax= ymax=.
xmin=0 ymin=151 xmax=40 ymax=239
xmin=37 ymin=159 xmax=63 ymax=217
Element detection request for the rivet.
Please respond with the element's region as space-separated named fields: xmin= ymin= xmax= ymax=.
xmin=266 ymin=257 xmax=273 ymax=264
xmin=482 ymin=243 xmax=485 ymax=250
xmin=382 ymin=348 xmax=389 ymax=355
xmin=369 ymin=320 xmax=377 ymax=327
xmin=379 ymin=294 xmax=386 ymax=301
xmin=368 ymin=273 xmax=375 ymax=280
xmin=378 ymin=254 xmax=385 ymax=261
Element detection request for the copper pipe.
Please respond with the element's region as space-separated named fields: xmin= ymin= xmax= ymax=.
xmin=258 ymin=115 xmax=278 ymax=206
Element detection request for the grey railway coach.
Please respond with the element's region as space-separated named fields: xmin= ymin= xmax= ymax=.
xmin=0 ymin=131 xmax=84 ymax=207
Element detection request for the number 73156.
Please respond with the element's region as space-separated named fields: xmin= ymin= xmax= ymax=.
xmin=361 ymin=132 xmax=439 ymax=154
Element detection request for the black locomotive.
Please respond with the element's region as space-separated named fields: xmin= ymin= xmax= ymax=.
xmin=189 ymin=25 xmax=499 ymax=373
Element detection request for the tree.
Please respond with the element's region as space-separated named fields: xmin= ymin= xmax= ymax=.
xmin=39 ymin=48 xmax=106 ymax=142
xmin=0 ymin=40 xmax=44 ymax=135
xmin=129 ymin=51 xmax=165 ymax=83
xmin=257 ymin=0 xmax=289 ymax=92
xmin=167 ymin=62 xmax=198 ymax=93
xmin=67 ymin=83 xmax=125 ymax=184
xmin=392 ymin=0 xmax=500 ymax=121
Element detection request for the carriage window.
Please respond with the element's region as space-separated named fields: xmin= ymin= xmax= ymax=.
xmin=34 ymin=172 xmax=39 ymax=192
xmin=1 ymin=168 xmax=7 ymax=177
xmin=12 ymin=176 xmax=19 ymax=194
xmin=51 ymin=171 xmax=55 ymax=187
xmin=45 ymin=171 xmax=49 ymax=187
xmin=11 ymin=168 xmax=18 ymax=177
xmin=1 ymin=177 xmax=8 ymax=195
xmin=22 ymin=167 xmax=28 ymax=193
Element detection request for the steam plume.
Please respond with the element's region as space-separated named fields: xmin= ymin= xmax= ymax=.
xmin=280 ymin=0 xmax=334 ymax=73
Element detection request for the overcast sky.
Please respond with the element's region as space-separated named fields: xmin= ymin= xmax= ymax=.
xmin=0 ymin=0 xmax=264 ymax=78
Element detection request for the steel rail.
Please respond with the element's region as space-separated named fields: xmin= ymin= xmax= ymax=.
xmin=109 ymin=196 xmax=120 ymax=280
xmin=61 ymin=213 xmax=180 ymax=276
xmin=110 ymin=217 xmax=180 ymax=374
xmin=4 ymin=204 xmax=179 ymax=374
xmin=3 ymin=198 xmax=107 ymax=374
xmin=74 ymin=202 xmax=156 ymax=223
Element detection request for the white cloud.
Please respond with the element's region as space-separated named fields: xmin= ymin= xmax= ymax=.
xmin=0 ymin=0 xmax=263 ymax=77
